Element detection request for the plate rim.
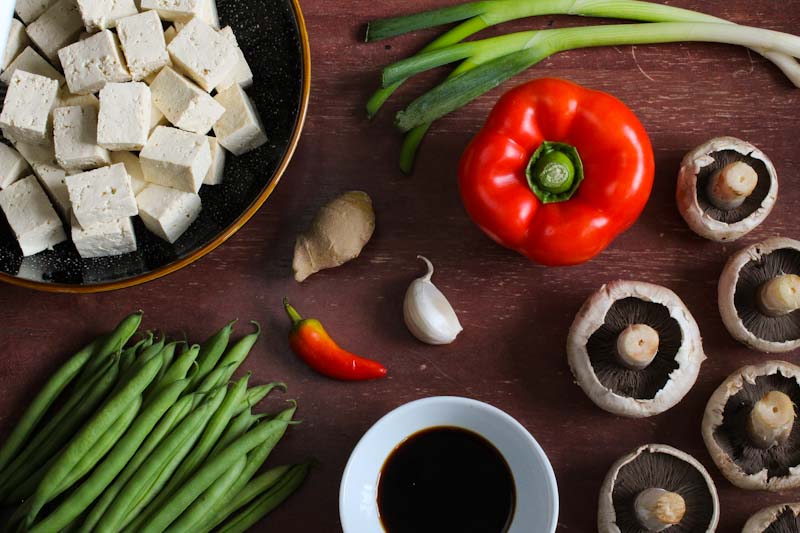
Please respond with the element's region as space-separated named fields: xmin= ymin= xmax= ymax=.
xmin=0 ymin=0 xmax=312 ymax=294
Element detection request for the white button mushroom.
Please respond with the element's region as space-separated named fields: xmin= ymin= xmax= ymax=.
xmin=742 ymin=503 xmax=800 ymax=533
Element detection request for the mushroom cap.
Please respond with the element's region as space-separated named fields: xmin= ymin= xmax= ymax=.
xmin=719 ymin=237 xmax=800 ymax=353
xmin=702 ymin=360 xmax=800 ymax=491
xmin=677 ymin=136 xmax=778 ymax=242
xmin=567 ymin=280 xmax=706 ymax=417
xmin=742 ymin=503 xmax=800 ymax=533
xmin=598 ymin=443 xmax=719 ymax=533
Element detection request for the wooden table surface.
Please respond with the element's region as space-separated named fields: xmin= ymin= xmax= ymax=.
xmin=2 ymin=0 xmax=800 ymax=531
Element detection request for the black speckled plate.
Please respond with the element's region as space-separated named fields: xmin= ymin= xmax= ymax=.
xmin=0 ymin=0 xmax=310 ymax=292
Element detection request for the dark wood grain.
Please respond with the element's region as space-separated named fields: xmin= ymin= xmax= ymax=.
xmin=2 ymin=0 xmax=800 ymax=531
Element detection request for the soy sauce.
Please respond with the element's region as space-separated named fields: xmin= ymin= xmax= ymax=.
xmin=377 ymin=426 xmax=515 ymax=533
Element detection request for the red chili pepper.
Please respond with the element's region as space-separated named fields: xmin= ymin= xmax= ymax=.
xmin=459 ymin=78 xmax=655 ymax=266
xmin=283 ymin=299 xmax=387 ymax=381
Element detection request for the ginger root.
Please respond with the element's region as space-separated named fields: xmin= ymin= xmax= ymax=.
xmin=293 ymin=191 xmax=375 ymax=282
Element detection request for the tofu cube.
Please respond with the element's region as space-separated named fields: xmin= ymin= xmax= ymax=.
xmin=149 ymin=102 xmax=167 ymax=134
xmin=215 ymin=27 xmax=253 ymax=91
xmin=139 ymin=126 xmax=210 ymax=193
xmin=32 ymin=162 xmax=71 ymax=217
xmin=56 ymin=90 xmax=99 ymax=109
xmin=150 ymin=67 xmax=225 ymax=134
xmin=0 ymin=175 xmax=66 ymax=255
xmin=202 ymin=0 xmax=220 ymax=28
xmin=0 ymin=144 xmax=32 ymax=189
xmin=213 ymin=85 xmax=267 ymax=156
xmin=167 ymin=18 xmax=238 ymax=92
xmin=53 ymin=105 xmax=111 ymax=170
xmin=98 ymin=82 xmax=151 ymax=151
xmin=117 ymin=11 xmax=171 ymax=81
xmin=13 ymin=140 xmax=56 ymax=166
xmin=203 ymin=136 xmax=225 ymax=185
xmin=140 ymin=0 xmax=202 ymax=22
xmin=15 ymin=0 xmax=57 ymax=24
xmin=59 ymin=30 xmax=131 ymax=95
xmin=3 ymin=19 xmax=32 ymax=71
xmin=0 ymin=71 xmax=59 ymax=144
xmin=1 ymin=47 xmax=66 ymax=86
xmin=77 ymin=0 xmax=138 ymax=31
xmin=26 ymin=0 xmax=84 ymax=64
xmin=136 ymin=184 xmax=201 ymax=243
xmin=164 ymin=26 xmax=178 ymax=45
xmin=66 ymin=163 xmax=138 ymax=227
xmin=110 ymin=151 xmax=147 ymax=194
xmin=71 ymin=215 xmax=137 ymax=258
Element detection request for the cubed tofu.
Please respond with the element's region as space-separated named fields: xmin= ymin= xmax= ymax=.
xmin=216 ymin=27 xmax=254 ymax=91
xmin=32 ymin=162 xmax=71 ymax=217
xmin=110 ymin=151 xmax=147 ymax=194
xmin=139 ymin=126 xmax=210 ymax=193
xmin=15 ymin=0 xmax=57 ymax=24
xmin=203 ymin=136 xmax=225 ymax=185
xmin=167 ymin=18 xmax=237 ymax=92
xmin=56 ymin=89 xmax=99 ymax=109
xmin=13 ymin=140 xmax=56 ymax=166
xmin=0 ymin=175 xmax=66 ymax=255
xmin=164 ymin=26 xmax=178 ymax=45
xmin=213 ymin=85 xmax=267 ymax=156
xmin=0 ymin=71 xmax=59 ymax=145
xmin=3 ymin=19 xmax=32 ymax=71
xmin=150 ymin=67 xmax=225 ymax=134
xmin=66 ymin=163 xmax=138 ymax=227
xmin=140 ymin=0 xmax=202 ymax=21
xmin=98 ymin=82 xmax=151 ymax=151
xmin=26 ymin=0 xmax=84 ymax=64
xmin=1 ymin=47 xmax=66 ymax=86
xmin=202 ymin=0 xmax=220 ymax=28
xmin=149 ymin=102 xmax=167 ymax=134
xmin=117 ymin=11 xmax=171 ymax=81
xmin=136 ymin=183 xmax=201 ymax=243
xmin=0 ymin=144 xmax=32 ymax=189
xmin=59 ymin=30 xmax=131 ymax=95
xmin=71 ymin=215 xmax=136 ymax=258
xmin=53 ymin=105 xmax=111 ymax=170
xmin=77 ymin=0 xmax=138 ymax=31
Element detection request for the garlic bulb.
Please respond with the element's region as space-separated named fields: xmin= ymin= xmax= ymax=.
xmin=403 ymin=256 xmax=462 ymax=345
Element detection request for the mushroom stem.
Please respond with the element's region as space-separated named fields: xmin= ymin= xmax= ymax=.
xmin=634 ymin=488 xmax=686 ymax=531
xmin=758 ymin=274 xmax=800 ymax=316
xmin=616 ymin=324 xmax=660 ymax=370
xmin=747 ymin=390 xmax=795 ymax=449
xmin=706 ymin=161 xmax=758 ymax=210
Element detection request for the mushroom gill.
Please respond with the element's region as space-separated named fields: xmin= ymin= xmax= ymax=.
xmin=695 ymin=149 xmax=772 ymax=224
xmin=587 ymin=297 xmax=682 ymax=400
xmin=762 ymin=507 xmax=800 ymax=532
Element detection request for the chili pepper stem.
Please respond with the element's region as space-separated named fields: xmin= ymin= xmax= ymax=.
xmin=283 ymin=299 xmax=304 ymax=326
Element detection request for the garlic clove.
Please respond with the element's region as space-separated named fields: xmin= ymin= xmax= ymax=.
xmin=403 ymin=256 xmax=463 ymax=345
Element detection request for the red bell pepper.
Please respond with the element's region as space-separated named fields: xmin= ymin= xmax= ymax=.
xmin=283 ymin=299 xmax=387 ymax=381
xmin=459 ymin=78 xmax=654 ymax=266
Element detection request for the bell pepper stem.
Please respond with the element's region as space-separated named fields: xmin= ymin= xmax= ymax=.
xmin=283 ymin=299 xmax=304 ymax=326
xmin=526 ymin=141 xmax=584 ymax=204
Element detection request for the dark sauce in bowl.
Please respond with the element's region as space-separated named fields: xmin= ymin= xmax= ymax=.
xmin=377 ymin=426 xmax=515 ymax=533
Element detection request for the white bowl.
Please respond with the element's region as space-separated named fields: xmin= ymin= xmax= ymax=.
xmin=339 ymin=396 xmax=559 ymax=533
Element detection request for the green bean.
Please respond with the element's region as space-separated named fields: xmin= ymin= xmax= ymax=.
xmin=157 ymin=341 xmax=179 ymax=376
xmin=139 ymin=402 xmax=295 ymax=533
xmin=0 ymin=355 xmax=120 ymax=503
xmin=29 ymin=379 xmax=190 ymax=533
xmin=145 ymin=344 xmax=199 ymax=403
xmin=209 ymin=409 xmax=264 ymax=458
xmin=216 ymin=463 xmax=310 ymax=533
xmin=194 ymin=322 xmax=261 ymax=393
xmin=119 ymin=339 xmax=144 ymax=372
xmin=71 ymin=312 xmax=144 ymax=391
xmin=188 ymin=320 xmax=236 ymax=390
xmin=130 ymin=376 xmax=250 ymax=531
xmin=165 ymin=456 xmax=247 ymax=533
xmin=236 ymin=382 xmax=286 ymax=414
xmin=196 ymin=464 xmax=292 ymax=532
xmin=0 ymin=337 xmax=102 ymax=474
xmin=81 ymin=391 xmax=203 ymax=532
xmin=25 ymin=352 xmax=163 ymax=523
xmin=99 ymin=387 xmax=226 ymax=532
xmin=194 ymin=362 xmax=236 ymax=393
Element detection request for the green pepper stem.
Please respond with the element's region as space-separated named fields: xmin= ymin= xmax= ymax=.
xmin=282 ymin=299 xmax=303 ymax=326
xmin=526 ymin=141 xmax=584 ymax=204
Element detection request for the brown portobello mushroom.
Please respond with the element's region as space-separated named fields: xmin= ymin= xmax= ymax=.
xmin=598 ymin=444 xmax=719 ymax=533
xmin=702 ymin=361 xmax=800 ymax=491
xmin=742 ymin=503 xmax=800 ymax=532
xmin=719 ymin=237 xmax=800 ymax=353
xmin=567 ymin=281 xmax=706 ymax=418
xmin=677 ymin=137 xmax=778 ymax=242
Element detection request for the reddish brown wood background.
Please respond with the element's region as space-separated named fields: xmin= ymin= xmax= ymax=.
xmin=2 ymin=0 xmax=800 ymax=531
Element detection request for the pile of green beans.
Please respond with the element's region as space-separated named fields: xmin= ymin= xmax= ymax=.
xmin=0 ymin=312 xmax=309 ymax=533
